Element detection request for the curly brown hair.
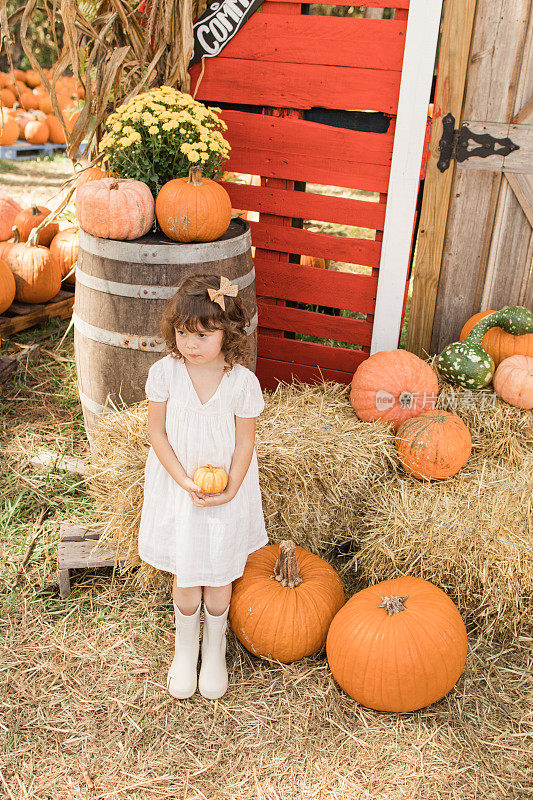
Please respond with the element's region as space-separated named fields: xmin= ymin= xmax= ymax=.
xmin=161 ymin=274 xmax=250 ymax=369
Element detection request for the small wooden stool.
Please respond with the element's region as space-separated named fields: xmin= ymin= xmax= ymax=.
xmin=57 ymin=523 xmax=127 ymax=599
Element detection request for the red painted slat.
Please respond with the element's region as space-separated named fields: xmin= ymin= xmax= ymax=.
xmin=221 ymin=184 xmax=387 ymax=229
xmin=255 ymin=259 xmax=378 ymax=314
xmin=222 ymin=111 xmax=393 ymax=192
xmin=193 ymin=17 xmax=407 ymax=71
xmin=257 ymin=357 xmax=354 ymax=390
xmin=191 ymin=59 xmax=401 ymax=113
xmin=250 ymin=221 xmax=381 ymax=266
xmin=257 ymin=300 xmax=373 ymax=346
xmin=259 ymin=334 xmax=366 ymax=372
xmin=272 ymin=0 xmax=409 ymax=6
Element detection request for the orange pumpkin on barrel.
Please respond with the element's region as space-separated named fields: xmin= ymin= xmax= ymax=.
xmin=156 ymin=167 xmax=231 ymax=243
xmin=76 ymin=178 xmax=154 ymax=240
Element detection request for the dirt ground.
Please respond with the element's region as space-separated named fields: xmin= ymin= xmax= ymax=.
xmin=0 ymin=155 xmax=76 ymax=210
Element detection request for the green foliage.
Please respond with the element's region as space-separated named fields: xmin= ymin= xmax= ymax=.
xmin=1 ymin=2 xmax=63 ymax=70
xmin=100 ymin=86 xmax=231 ymax=198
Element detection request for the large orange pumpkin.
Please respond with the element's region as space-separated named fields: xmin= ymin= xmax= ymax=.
xmin=24 ymin=119 xmax=49 ymax=145
xmin=326 ymin=576 xmax=468 ymax=712
xmin=0 ymin=88 xmax=16 ymax=108
xmin=0 ymin=257 xmax=16 ymax=314
xmin=395 ymin=410 xmax=472 ymax=479
xmin=3 ymin=243 xmax=62 ymax=303
xmin=0 ymin=117 xmax=19 ymax=146
xmin=229 ymin=540 xmax=345 ymax=663
xmin=156 ymin=166 xmax=232 ymax=242
xmin=49 ymin=228 xmax=78 ymax=284
xmin=19 ymin=91 xmax=39 ymax=111
xmin=76 ymin=178 xmax=154 ymax=240
xmin=460 ymin=310 xmax=533 ymax=366
xmin=45 ymin=114 xmax=66 ymax=144
xmin=493 ymin=355 xmax=533 ymax=410
xmin=350 ymin=350 xmax=439 ymax=430
xmin=0 ymin=193 xmax=21 ymax=241
xmin=13 ymin=205 xmax=59 ymax=246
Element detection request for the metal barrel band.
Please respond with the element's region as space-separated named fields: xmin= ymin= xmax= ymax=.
xmin=78 ymin=225 xmax=252 ymax=264
xmin=73 ymin=311 xmax=259 ymax=352
xmin=75 ymin=263 xmax=256 ymax=300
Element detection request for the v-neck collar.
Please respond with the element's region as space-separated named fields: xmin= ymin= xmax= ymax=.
xmin=183 ymin=360 xmax=227 ymax=407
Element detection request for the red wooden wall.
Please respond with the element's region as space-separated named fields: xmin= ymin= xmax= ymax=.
xmin=190 ymin=0 xmax=417 ymax=390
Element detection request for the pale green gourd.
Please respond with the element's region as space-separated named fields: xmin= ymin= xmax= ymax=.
xmin=436 ymin=306 xmax=533 ymax=388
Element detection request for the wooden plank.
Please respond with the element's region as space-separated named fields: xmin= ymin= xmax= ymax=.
xmin=370 ymin=0 xmax=444 ymax=354
xmin=257 ymin=300 xmax=373 ymax=346
xmin=59 ymin=523 xmax=100 ymax=542
xmin=189 ymin=16 xmax=407 ymax=70
xmin=0 ymin=295 xmax=74 ymax=337
xmin=222 ymin=110 xmax=394 ymax=192
xmin=220 ymin=183 xmax=387 ymax=229
xmin=191 ymin=59 xmax=401 ymax=113
xmin=406 ymin=0 xmax=477 ymax=356
xmin=57 ymin=539 xmax=125 ymax=570
xmin=430 ymin=170 xmax=501 ymax=352
xmin=256 ymin=357 xmax=354 ymax=390
xmin=254 ymin=258 xmax=378 ymax=314
xmin=258 ymin=333 xmax=366 ymax=372
xmin=429 ymin=0 xmax=533 ymax=352
xmin=249 ymin=221 xmax=381 ymax=266
xmin=482 ymin=177 xmax=533 ymax=309
xmin=505 ymin=172 xmax=533 ymax=227
xmin=454 ymin=122 xmax=533 ymax=173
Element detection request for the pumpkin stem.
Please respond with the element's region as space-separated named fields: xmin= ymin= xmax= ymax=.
xmin=378 ymin=595 xmax=408 ymax=615
xmin=110 ymin=180 xmax=120 ymax=191
xmin=188 ymin=166 xmax=203 ymax=186
xmin=272 ymin=540 xmax=303 ymax=589
xmin=11 ymin=226 xmax=20 ymax=243
xmin=399 ymin=391 xmax=414 ymax=408
xmin=31 ymin=205 xmax=41 ymax=215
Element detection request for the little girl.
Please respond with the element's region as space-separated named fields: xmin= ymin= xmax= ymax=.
xmin=138 ymin=274 xmax=268 ymax=701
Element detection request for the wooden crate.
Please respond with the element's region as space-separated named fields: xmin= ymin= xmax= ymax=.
xmin=57 ymin=523 xmax=127 ymax=599
xmin=0 ymin=287 xmax=74 ymax=338
xmin=189 ymin=0 xmax=432 ymax=389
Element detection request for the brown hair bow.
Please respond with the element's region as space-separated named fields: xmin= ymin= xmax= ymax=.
xmin=208 ymin=276 xmax=239 ymax=311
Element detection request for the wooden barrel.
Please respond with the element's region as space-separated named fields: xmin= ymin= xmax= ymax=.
xmin=74 ymin=218 xmax=257 ymax=438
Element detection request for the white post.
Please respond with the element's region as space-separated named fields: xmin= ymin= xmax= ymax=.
xmin=370 ymin=0 xmax=444 ymax=354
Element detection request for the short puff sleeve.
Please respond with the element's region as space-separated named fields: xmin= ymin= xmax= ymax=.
xmin=234 ymin=369 xmax=265 ymax=418
xmin=145 ymin=357 xmax=170 ymax=402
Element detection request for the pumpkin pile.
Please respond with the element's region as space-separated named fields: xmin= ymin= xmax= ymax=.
xmin=0 ymin=191 xmax=78 ymax=307
xmin=0 ymin=69 xmax=82 ymax=147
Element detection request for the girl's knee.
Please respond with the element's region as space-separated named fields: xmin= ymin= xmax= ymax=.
xmin=172 ymin=582 xmax=202 ymax=614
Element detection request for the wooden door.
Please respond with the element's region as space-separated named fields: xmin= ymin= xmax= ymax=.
xmin=408 ymin=0 xmax=533 ymax=356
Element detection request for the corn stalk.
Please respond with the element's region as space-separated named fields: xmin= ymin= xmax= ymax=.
xmin=0 ymin=0 xmax=206 ymax=161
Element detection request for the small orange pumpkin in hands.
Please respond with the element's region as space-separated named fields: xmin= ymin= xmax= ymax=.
xmin=193 ymin=465 xmax=228 ymax=494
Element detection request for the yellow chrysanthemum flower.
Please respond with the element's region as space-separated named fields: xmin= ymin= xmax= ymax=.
xmin=187 ymin=151 xmax=200 ymax=162
xmin=148 ymin=125 xmax=159 ymax=134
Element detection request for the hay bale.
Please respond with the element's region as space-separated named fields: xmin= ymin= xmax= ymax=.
xmin=88 ymin=381 xmax=396 ymax=591
xmin=88 ymin=378 xmax=533 ymax=638
xmin=349 ymin=384 xmax=533 ymax=640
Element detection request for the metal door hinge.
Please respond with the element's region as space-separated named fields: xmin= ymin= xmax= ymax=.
xmin=437 ymin=113 xmax=520 ymax=172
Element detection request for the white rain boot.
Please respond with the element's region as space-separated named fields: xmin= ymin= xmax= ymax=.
xmin=198 ymin=603 xmax=230 ymax=700
xmin=167 ymin=601 xmax=201 ymax=699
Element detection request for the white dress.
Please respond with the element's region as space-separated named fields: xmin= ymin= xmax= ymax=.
xmin=138 ymin=355 xmax=268 ymax=586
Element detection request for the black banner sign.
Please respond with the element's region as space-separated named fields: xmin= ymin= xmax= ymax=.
xmin=189 ymin=0 xmax=264 ymax=66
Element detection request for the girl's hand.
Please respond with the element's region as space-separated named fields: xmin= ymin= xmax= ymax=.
xmin=190 ymin=490 xmax=234 ymax=508
xmin=179 ymin=476 xmax=203 ymax=495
